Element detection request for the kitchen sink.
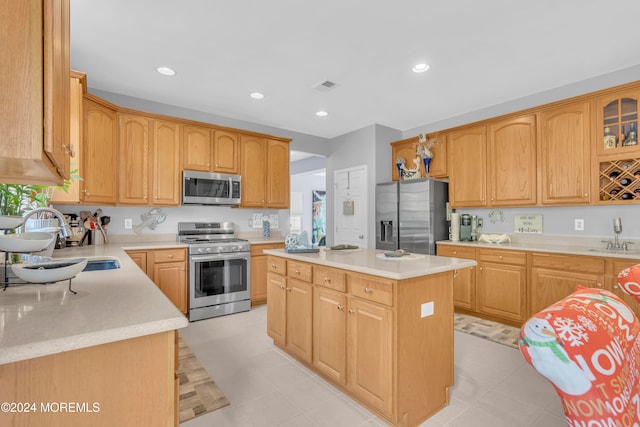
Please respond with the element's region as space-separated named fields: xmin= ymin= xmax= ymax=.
xmin=587 ymin=248 xmax=640 ymax=255
xmin=82 ymin=257 xmax=121 ymax=271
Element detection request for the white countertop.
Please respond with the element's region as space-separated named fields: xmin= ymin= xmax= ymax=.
xmin=263 ymin=248 xmax=477 ymax=280
xmin=0 ymin=242 xmax=189 ymax=365
xmin=437 ymin=239 xmax=640 ymax=259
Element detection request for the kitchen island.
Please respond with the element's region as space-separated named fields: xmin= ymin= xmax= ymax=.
xmin=0 ymin=242 xmax=188 ymax=426
xmin=262 ymin=248 xmax=476 ymax=427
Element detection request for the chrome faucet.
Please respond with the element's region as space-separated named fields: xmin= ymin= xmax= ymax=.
xmin=21 ymin=207 xmax=71 ymax=238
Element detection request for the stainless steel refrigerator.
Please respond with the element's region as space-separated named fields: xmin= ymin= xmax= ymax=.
xmin=375 ymin=178 xmax=448 ymax=255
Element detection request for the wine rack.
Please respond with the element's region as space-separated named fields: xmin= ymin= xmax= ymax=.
xmin=599 ymin=158 xmax=640 ymax=202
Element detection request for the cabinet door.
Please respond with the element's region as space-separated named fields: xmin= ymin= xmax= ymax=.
xmin=43 ymin=0 xmax=71 ymax=179
xmin=539 ymin=101 xmax=591 ymax=204
xmin=250 ymin=254 xmax=268 ymax=306
xmin=347 ymin=298 xmax=393 ymax=417
xmin=391 ymin=138 xmax=419 ymax=181
xmin=313 ymin=287 xmax=347 ymax=384
xmin=153 ymin=120 xmax=181 ymax=206
xmin=530 ymin=268 xmax=604 ymax=315
xmin=266 ymin=139 xmax=290 ymax=208
xmin=285 ymin=278 xmax=312 ymax=363
xmin=82 ymin=97 xmax=117 ymax=204
xmin=488 ymin=115 xmax=537 ymax=206
xmin=449 ymin=125 xmax=487 ymax=207
xmin=266 ymin=272 xmax=286 ymax=346
xmin=126 ymin=250 xmax=150 ymax=278
xmin=428 ymin=133 xmax=448 ymax=178
xmin=118 ymin=113 xmax=150 ymax=205
xmin=213 ymin=131 xmax=239 ymax=174
xmin=182 ymin=125 xmax=212 ymax=171
xmin=153 ymin=261 xmax=187 ymax=314
xmin=50 ymin=73 xmax=83 ymax=204
xmin=477 ymin=262 xmax=527 ymax=322
xmin=595 ymin=89 xmax=640 ymax=157
xmin=436 ymin=245 xmax=476 ymax=310
xmin=240 ymin=136 xmax=267 ymax=207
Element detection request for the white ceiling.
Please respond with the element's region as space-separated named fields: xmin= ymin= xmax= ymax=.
xmin=70 ymin=0 xmax=640 ymax=140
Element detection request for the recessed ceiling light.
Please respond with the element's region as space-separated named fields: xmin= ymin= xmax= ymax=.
xmin=250 ymin=92 xmax=265 ymax=99
xmin=315 ymin=111 xmax=328 ymax=117
xmin=411 ymin=63 xmax=430 ymax=73
xmin=156 ymin=66 xmax=176 ymax=76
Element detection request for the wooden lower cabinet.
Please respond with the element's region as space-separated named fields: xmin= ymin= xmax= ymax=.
xmin=347 ymin=297 xmax=393 ymax=416
xmin=476 ymin=249 xmax=527 ymax=323
xmin=609 ymin=259 xmax=640 ymax=316
xmin=0 ymin=331 xmax=178 ymax=426
xmin=436 ymin=245 xmax=475 ymax=310
xmin=126 ymin=248 xmax=187 ymax=314
xmin=250 ymin=243 xmax=285 ymax=306
xmin=267 ymin=255 xmax=454 ymax=426
xmin=313 ymin=287 xmax=347 ymax=384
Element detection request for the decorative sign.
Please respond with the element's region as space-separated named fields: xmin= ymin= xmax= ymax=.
xmin=514 ymin=214 xmax=543 ymax=234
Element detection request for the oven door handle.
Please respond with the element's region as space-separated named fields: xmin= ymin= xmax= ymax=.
xmin=190 ymin=252 xmax=250 ymax=262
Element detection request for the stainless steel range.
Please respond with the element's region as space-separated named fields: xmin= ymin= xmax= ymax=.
xmin=178 ymin=222 xmax=250 ymax=321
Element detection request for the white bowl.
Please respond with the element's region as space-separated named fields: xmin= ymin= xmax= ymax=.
xmin=0 ymin=232 xmax=56 ymax=253
xmin=11 ymin=257 xmax=88 ymax=284
xmin=0 ymin=216 xmax=25 ymax=230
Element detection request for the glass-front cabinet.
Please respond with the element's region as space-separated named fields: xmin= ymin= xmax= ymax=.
xmin=595 ymin=88 xmax=640 ymax=203
xmin=596 ymin=90 xmax=640 ymax=156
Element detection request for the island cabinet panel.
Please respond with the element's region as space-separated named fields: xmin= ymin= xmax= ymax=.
xmin=266 ymin=253 xmax=457 ymax=426
xmin=0 ymin=331 xmax=177 ymax=427
xmin=609 ymin=259 xmax=640 ymax=316
xmin=313 ymin=287 xmax=347 ymax=384
xmin=285 ymin=278 xmax=313 ymax=363
xmin=267 ymin=270 xmax=287 ymax=346
xmin=250 ymin=243 xmax=285 ymax=306
xmin=347 ymin=296 xmax=393 ymax=417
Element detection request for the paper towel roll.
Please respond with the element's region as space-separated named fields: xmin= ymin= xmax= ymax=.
xmin=450 ymin=213 xmax=460 ymax=241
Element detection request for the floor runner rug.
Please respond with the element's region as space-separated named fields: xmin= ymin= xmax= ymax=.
xmin=454 ymin=312 xmax=520 ymax=349
xmin=177 ymin=336 xmax=230 ymax=423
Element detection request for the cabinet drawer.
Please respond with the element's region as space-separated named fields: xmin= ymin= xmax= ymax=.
xmin=478 ymin=249 xmax=526 ymax=265
xmin=313 ymin=266 xmax=346 ymax=292
xmin=437 ymin=245 xmax=476 ymax=259
xmin=250 ymin=243 xmax=284 ymax=257
xmin=531 ymin=253 xmax=605 ymax=274
xmin=287 ymin=261 xmax=312 ymax=282
xmin=153 ymin=248 xmax=186 ymax=263
xmin=267 ymin=256 xmax=287 ymax=274
xmin=348 ymin=274 xmax=393 ymax=307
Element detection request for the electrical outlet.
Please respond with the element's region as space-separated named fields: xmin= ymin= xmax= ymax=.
xmin=574 ymin=219 xmax=584 ymax=231
xmin=124 ymin=218 xmax=132 ymax=229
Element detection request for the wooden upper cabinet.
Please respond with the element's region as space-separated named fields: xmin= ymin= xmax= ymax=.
xmin=0 ymin=0 xmax=70 ymax=185
xmin=213 ymin=131 xmax=239 ymax=174
xmin=449 ymin=125 xmax=487 ymax=208
xmin=240 ymin=135 xmax=267 ymax=207
xmin=266 ymin=139 xmax=290 ymax=208
xmin=427 ymin=133 xmax=448 ymax=178
xmin=488 ymin=114 xmax=537 ymax=206
xmin=239 ymin=136 xmax=290 ymax=208
xmin=182 ymin=125 xmax=212 ymax=171
xmin=391 ymin=138 xmax=419 ymax=181
xmin=153 ymin=120 xmax=181 ymax=205
xmin=118 ymin=113 xmax=151 ymax=205
xmin=82 ymin=96 xmax=118 ymax=204
xmin=390 ymin=135 xmax=447 ymax=181
xmin=539 ymin=101 xmax=591 ymax=205
xmin=594 ymin=88 xmax=640 ymax=157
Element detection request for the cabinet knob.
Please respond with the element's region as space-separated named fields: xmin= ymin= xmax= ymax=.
xmin=337 ymin=304 xmax=344 ymax=311
xmin=584 ymin=193 xmax=589 ymax=197
xmin=499 ymin=255 xmax=503 ymax=260
xmin=168 ymin=254 xmax=173 ymax=258
xmin=271 ymin=264 xmax=276 ymax=268
xmin=279 ymin=284 xmax=285 ymax=289
xmin=295 ymin=270 xmax=300 ymax=274
xmin=323 ymin=277 xmax=330 ymax=282
xmin=348 ymin=309 xmax=355 ymax=314
xmin=364 ymin=287 xmax=371 ymax=293
xmin=596 ymin=283 xmax=602 ymax=288
xmin=613 ymin=285 xmax=619 ymax=289
xmin=286 ymin=287 xmax=292 ymax=292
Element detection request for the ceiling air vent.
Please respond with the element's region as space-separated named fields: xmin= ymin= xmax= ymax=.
xmin=313 ymin=80 xmax=338 ymax=92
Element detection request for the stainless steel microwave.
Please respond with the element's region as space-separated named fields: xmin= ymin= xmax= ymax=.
xmin=182 ymin=170 xmax=241 ymax=206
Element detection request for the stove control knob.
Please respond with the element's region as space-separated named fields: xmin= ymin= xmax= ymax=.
xmin=198 ymin=247 xmax=205 ymax=254
xmin=217 ymin=247 xmax=225 ymax=253
xmin=206 ymin=247 xmax=213 ymax=253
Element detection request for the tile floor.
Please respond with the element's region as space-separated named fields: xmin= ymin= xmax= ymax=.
xmin=179 ymin=305 xmax=567 ymax=427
